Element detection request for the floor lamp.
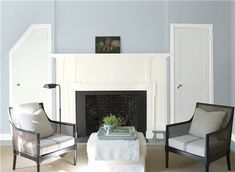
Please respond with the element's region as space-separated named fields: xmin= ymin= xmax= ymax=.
xmin=43 ymin=83 xmax=61 ymax=133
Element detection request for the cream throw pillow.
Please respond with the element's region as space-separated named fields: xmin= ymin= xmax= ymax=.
xmin=16 ymin=108 xmax=54 ymax=138
xmin=189 ymin=108 xmax=226 ymax=138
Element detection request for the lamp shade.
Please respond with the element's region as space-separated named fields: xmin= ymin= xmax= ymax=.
xmin=43 ymin=83 xmax=59 ymax=89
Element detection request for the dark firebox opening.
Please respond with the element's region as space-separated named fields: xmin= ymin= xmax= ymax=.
xmin=76 ymin=91 xmax=146 ymax=139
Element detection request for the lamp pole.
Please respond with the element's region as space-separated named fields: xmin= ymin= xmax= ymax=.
xmin=58 ymin=84 xmax=61 ymax=133
xmin=43 ymin=83 xmax=61 ymax=133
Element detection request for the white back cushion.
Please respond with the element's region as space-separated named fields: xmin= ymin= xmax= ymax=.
xmin=189 ymin=108 xmax=226 ymax=138
xmin=11 ymin=103 xmax=54 ymax=138
xmin=10 ymin=102 xmax=40 ymax=127
xmin=15 ymin=102 xmax=41 ymax=113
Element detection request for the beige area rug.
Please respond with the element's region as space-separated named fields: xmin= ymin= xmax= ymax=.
xmin=0 ymin=145 xmax=234 ymax=172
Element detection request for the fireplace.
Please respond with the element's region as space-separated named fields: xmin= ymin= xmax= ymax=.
xmin=76 ymin=91 xmax=146 ymax=138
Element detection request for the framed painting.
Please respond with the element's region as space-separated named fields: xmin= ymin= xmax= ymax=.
xmin=95 ymin=36 xmax=120 ymax=53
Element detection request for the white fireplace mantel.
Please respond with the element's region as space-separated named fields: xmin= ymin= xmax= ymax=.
xmin=52 ymin=53 xmax=169 ymax=138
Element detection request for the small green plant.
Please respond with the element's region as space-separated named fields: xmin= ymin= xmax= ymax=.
xmin=102 ymin=114 xmax=120 ymax=126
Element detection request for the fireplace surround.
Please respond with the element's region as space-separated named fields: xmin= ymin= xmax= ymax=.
xmin=76 ymin=91 xmax=146 ymax=138
xmin=53 ymin=53 xmax=168 ymax=138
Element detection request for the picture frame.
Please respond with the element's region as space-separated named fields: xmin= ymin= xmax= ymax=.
xmin=95 ymin=36 xmax=120 ymax=53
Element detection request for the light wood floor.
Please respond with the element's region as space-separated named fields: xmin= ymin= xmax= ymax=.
xmin=1 ymin=145 xmax=234 ymax=172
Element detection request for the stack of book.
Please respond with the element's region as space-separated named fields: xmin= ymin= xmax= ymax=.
xmin=97 ymin=126 xmax=137 ymax=140
xmin=107 ymin=127 xmax=135 ymax=137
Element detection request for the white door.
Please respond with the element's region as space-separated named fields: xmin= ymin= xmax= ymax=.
xmin=9 ymin=24 xmax=53 ymax=117
xmin=170 ymin=24 xmax=213 ymax=123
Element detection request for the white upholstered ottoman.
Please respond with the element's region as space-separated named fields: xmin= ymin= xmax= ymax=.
xmin=87 ymin=132 xmax=147 ymax=172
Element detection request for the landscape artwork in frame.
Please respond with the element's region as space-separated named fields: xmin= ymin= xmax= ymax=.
xmin=95 ymin=36 xmax=120 ymax=53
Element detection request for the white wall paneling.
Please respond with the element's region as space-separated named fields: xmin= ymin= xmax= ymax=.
xmin=52 ymin=53 xmax=169 ymax=138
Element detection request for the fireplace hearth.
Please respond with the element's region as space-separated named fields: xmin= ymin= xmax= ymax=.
xmin=76 ymin=91 xmax=146 ymax=139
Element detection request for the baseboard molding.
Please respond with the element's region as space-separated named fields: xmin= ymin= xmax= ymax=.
xmin=231 ymin=133 xmax=235 ymax=152
xmin=232 ymin=133 xmax=235 ymax=141
xmin=231 ymin=141 xmax=235 ymax=153
xmin=0 ymin=133 xmax=11 ymax=141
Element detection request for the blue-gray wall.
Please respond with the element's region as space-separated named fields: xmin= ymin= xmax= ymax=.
xmin=55 ymin=1 xmax=168 ymax=53
xmin=56 ymin=1 xmax=231 ymax=104
xmin=1 ymin=1 xmax=55 ymax=133
xmin=55 ymin=1 xmax=231 ymax=106
xmin=0 ymin=1 xmax=233 ymax=136
xmin=231 ymin=1 xmax=235 ymax=151
xmin=168 ymin=1 xmax=231 ymax=105
xmin=231 ymin=3 xmax=235 ymax=114
xmin=0 ymin=1 xmax=2 ymax=133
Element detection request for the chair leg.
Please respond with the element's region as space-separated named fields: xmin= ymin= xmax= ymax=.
xmin=37 ymin=162 xmax=40 ymax=172
xmin=226 ymin=152 xmax=231 ymax=170
xmin=74 ymin=149 xmax=77 ymax=166
xmin=37 ymin=158 xmax=40 ymax=172
xmin=13 ymin=154 xmax=17 ymax=170
xmin=204 ymin=162 xmax=209 ymax=172
xmin=165 ymin=150 xmax=169 ymax=168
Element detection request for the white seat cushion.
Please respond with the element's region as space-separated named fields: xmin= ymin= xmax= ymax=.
xmin=169 ymin=134 xmax=199 ymax=151
xmin=169 ymin=134 xmax=205 ymax=157
xmin=40 ymin=134 xmax=75 ymax=155
xmin=186 ymin=139 xmax=205 ymax=157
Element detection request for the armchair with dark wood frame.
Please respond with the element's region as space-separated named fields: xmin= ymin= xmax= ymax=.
xmin=9 ymin=103 xmax=77 ymax=172
xmin=165 ymin=102 xmax=234 ymax=172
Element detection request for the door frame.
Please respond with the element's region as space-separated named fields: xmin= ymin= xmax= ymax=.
xmin=170 ymin=23 xmax=214 ymax=123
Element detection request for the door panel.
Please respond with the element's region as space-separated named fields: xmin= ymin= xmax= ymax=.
xmin=9 ymin=25 xmax=52 ymax=117
xmin=172 ymin=25 xmax=213 ymax=123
